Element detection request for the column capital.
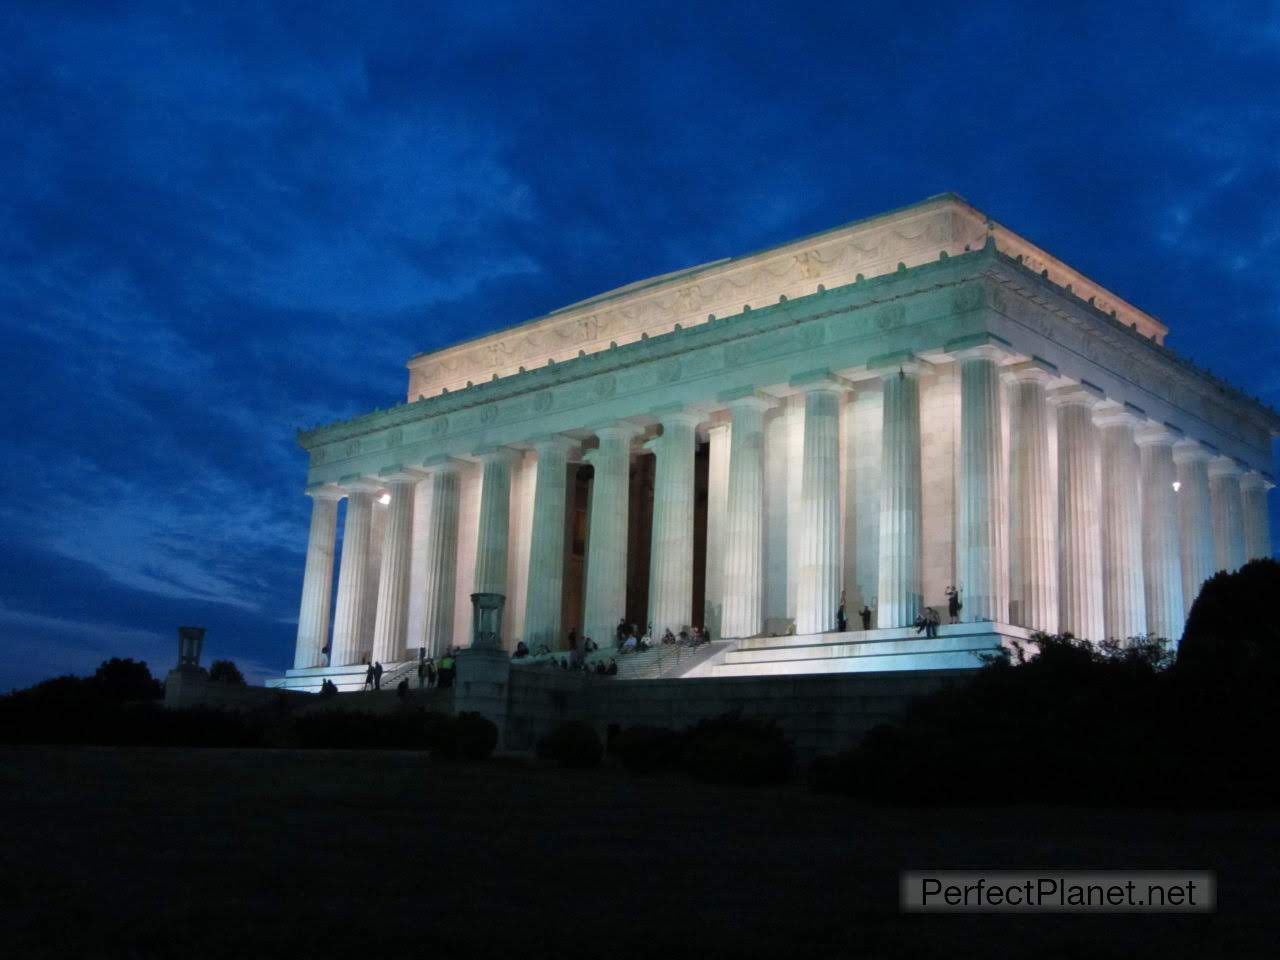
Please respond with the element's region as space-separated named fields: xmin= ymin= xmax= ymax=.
xmin=943 ymin=332 xmax=1014 ymax=364
xmin=305 ymin=482 xmax=346 ymax=501
xmin=716 ymin=385 xmax=779 ymax=411
xmin=1240 ymin=471 xmax=1275 ymax=493
xmin=1134 ymin=422 xmax=1183 ymax=448
xmin=471 ymin=445 xmax=521 ymax=466
xmin=788 ymin=369 xmax=850 ymax=395
xmin=1208 ymin=456 xmax=1245 ymax=480
xmin=419 ymin=454 xmax=470 ymax=475
xmin=1093 ymin=400 xmax=1146 ymax=430
xmin=1048 ymin=381 xmax=1105 ymax=409
xmin=377 ymin=465 xmax=430 ymax=485
xmin=339 ymin=476 xmax=384 ymax=496
xmin=528 ymin=435 xmax=579 ymax=457
xmin=866 ymin=350 xmax=925 ymax=379
xmin=588 ymin=421 xmax=645 ymax=443
xmin=1173 ymin=439 xmax=1213 ymax=465
xmin=1001 ymin=356 xmax=1059 ymax=385
xmin=650 ymin=404 xmax=704 ymax=430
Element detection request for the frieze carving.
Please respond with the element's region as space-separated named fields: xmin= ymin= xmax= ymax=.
xmin=951 ymin=283 xmax=984 ymax=312
xmin=875 ymin=303 xmax=906 ymax=331
xmin=430 ymin=417 xmax=448 ymax=437
xmin=658 ymin=359 xmax=682 ymax=383
xmin=406 ymin=201 xmax=992 ymax=397
xmin=798 ymin=322 xmax=825 ymax=348
xmin=594 ymin=375 xmax=617 ymax=398
xmin=312 ymin=448 xmax=327 ymax=464
xmin=344 ymin=439 xmax=360 ymax=457
xmin=533 ymin=391 xmax=553 ymax=412
xmin=480 ymin=404 xmax=499 ymax=424
xmin=387 ymin=427 xmax=403 ymax=448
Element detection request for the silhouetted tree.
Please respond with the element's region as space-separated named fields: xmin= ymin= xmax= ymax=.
xmin=88 ymin=658 xmax=163 ymax=702
xmin=207 ymin=660 xmax=246 ymax=686
xmin=1178 ymin=558 xmax=1280 ymax=681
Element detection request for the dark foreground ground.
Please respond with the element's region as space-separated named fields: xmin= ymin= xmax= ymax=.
xmin=2 ymin=747 xmax=1276 ymax=959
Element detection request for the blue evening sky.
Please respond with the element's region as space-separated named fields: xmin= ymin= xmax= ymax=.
xmin=1 ymin=2 xmax=1277 ymax=689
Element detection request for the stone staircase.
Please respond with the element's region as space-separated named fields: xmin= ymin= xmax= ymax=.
xmin=614 ymin=641 xmax=729 ymax=680
xmin=681 ymin=623 xmax=1035 ymax=678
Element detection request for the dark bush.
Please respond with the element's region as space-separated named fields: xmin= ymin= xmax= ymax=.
xmin=88 ymin=658 xmax=164 ymax=701
xmin=681 ymin=712 xmax=795 ymax=786
xmin=445 ymin=711 xmax=499 ymax=761
xmin=610 ymin=724 xmax=683 ymax=774
xmin=207 ymin=660 xmax=247 ymax=686
xmin=1179 ymin=558 xmax=1280 ymax=682
xmin=809 ymin=625 xmax=1280 ymax=806
xmin=536 ymin=720 xmax=603 ymax=768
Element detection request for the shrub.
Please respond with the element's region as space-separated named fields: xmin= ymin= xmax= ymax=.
xmin=536 ymin=721 xmax=603 ymax=768
xmin=446 ymin=711 xmax=499 ymax=761
xmin=1179 ymin=558 xmax=1280 ymax=682
xmin=681 ymin=712 xmax=795 ymax=786
xmin=207 ymin=660 xmax=247 ymax=686
xmin=610 ymin=725 xmax=683 ymax=774
xmin=89 ymin=658 xmax=164 ymax=701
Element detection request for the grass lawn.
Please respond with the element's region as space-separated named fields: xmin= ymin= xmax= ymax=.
xmin=2 ymin=746 xmax=1275 ymax=958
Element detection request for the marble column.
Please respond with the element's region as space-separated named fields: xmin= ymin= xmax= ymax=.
xmin=1174 ymin=440 xmax=1215 ymax=614
xmin=293 ymin=487 xmax=342 ymax=669
xmin=877 ymin=360 xmax=923 ymax=628
xmin=956 ymin=347 xmax=1008 ymax=624
xmin=523 ymin=436 xmax=577 ymax=650
xmin=1095 ymin=403 xmax=1146 ymax=641
xmin=795 ymin=376 xmax=844 ymax=635
xmin=361 ymin=499 xmax=387 ymax=659
xmin=474 ymin=449 xmax=517 ymax=597
xmin=1209 ymin=457 xmax=1246 ymax=573
xmin=371 ymin=471 xmax=423 ymax=664
xmin=412 ymin=462 xmax=462 ymax=658
xmin=1006 ymin=363 xmax=1057 ymax=634
xmin=1136 ymin=426 xmax=1184 ymax=643
xmin=1050 ymin=386 xmax=1104 ymax=641
xmin=330 ymin=482 xmax=378 ymax=666
xmin=647 ymin=410 xmax=699 ymax=636
xmin=703 ymin=422 xmax=731 ymax=640
xmin=721 ymin=393 xmax=774 ymax=639
xmin=582 ymin=424 xmax=640 ymax=647
xmin=1241 ymin=472 xmax=1274 ymax=562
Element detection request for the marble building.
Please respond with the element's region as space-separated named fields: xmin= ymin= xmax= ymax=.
xmin=273 ymin=194 xmax=1277 ymax=690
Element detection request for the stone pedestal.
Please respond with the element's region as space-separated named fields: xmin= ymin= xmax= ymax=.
xmin=452 ymin=647 xmax=512 ymax=748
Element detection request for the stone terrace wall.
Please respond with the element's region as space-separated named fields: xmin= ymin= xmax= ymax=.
xmin=504 ymin=667 xmax=972 ymax=761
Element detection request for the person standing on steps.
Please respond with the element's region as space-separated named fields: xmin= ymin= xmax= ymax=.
xmin=859 ymin=605 xmax=872 ymax=631
xmin=363 ymin=663 xmax=375 ymax=690
xmin=946 ymin=586 xmax=962 ymax=624
xmin=836 ymin=590 xmax=848 ymax=632
xmin=372 ymin=661 xmax=383 ymax=690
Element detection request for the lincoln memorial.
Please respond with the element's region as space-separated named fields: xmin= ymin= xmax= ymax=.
xmin=271 ymin=194 xmax=1277 ymax=692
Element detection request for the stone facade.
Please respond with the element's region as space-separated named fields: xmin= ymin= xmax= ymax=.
xmin=279 ymin=194 xmax=1277 ymax=689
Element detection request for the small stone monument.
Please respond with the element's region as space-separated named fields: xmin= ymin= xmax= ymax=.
xmin=177 ymin=626 xmax=206 ymax=669
xmin=452 ymin=593 xmax=512 ymax=747
xmin=165 ymin=626 xmax=209 ymax=707
xmin=470 ymin=592 xmax=506 ymax=649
